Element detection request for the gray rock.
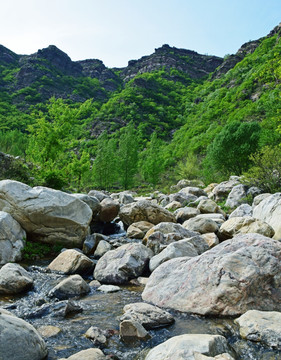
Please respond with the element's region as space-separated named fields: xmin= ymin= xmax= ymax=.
xmin=88 ymin=189 xmax=109 ymax=202
xmin=97 ymin=285 xmax=121 ymax=293
xmin=119 ymin=192 xmax=135 ymax=205
xmin=0 ymin=211 xmax=26 ymax=264
xmin=94 ymin=243 xmax=153 ymax=284
xmin=225 ymin=184 xmax=247 ymax=209
xmin=194 ymin=353 xmax=235 ymax=360
xmin=49 ymin=274 xmax=90 ymax=299
xmin=0 ymin=312 xmax=48 ymax=360
xmin=127 ymin=221 xmax=154 ymax=239
xmin=197 ymin=199 xmax=222 ymax=214
xmin=218 ymin=216 xmax=275 ymax=240
xmin=98 ymin=198 xmax=120 ymax=222
xmin=210 ymin=178 xmax=241 ymax=202
xmin=82 ymin=233 xmax=107 ymax=256
xmin=235 ymin=310 xmax=281 ymax=349
xmin=0 ymin=263 xmax=33 ymax=294
xmin=179 ymin=186 xmax=207 ymax=197
xmin=59 ymin=348 xmax=106 ymax=360
xmin=120 ymin=320 xmax=150 ymax=342
xmin=142 ymin=233 xmax=281 ymax=316
xmin=149 ymin=239 xmax=198 ymax=272
xmin=180 ymin=235 xmax=210 ymax=255
xmin=252 ymin=193 xmax=271 ymax=208
xmin=48 ymin=249 xmax=94 ymax=274
xmin=0 ymin=180 xmax=92 ymax=247
xmin=85 ymin=326 xmax=107 ymax=346
xmin=183 ymin=217 xmax=219 ymax=234
xmin=119 ymin=200 xmax=176 ymax=227
xmin=166 ymin=192 xmax=198 ymax=206
xmin=253 ymin=192 xmax=281 ymax=240
xmin=71 ymin=193 xmax=101 ymax=218
xmin=94 ymin=240 xmax=111 ymax=258
xmin=145 ymin=334 xmax=231 ymax=360
xmin=120 ymin=302 xmax=174 ymax=329
xmin=164 ymin=200 xmax=182 ymax=211
xmin=175 ymin=207 xmax=200 ymax=223
xmin=229 ymin=204 xmax=252 ymax=218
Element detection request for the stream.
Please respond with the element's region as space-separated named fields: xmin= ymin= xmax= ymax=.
xmin=1 ymin=235 xmax=280 ymax=360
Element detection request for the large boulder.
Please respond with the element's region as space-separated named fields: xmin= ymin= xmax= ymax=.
xmin=225 ymin=184 xmax=247 ymax=209
xmin=218 ymin=216 xmax=275 ymax=240
xmin=48 ymin=249 xmax=94 ymax=274
xmin=0 ymin=180 xmax=92 ymax=247
xmin=145 ymin=334 xmax=231 ymax=360
xmin=94 ymin=243 xmax=153 ymax=284
xmin=235 ymin=310 xmax=281 ymax=349
xmin=197 ymin=198 xmax=222 ymax=214
xmin=175 ymin=207 xmax=200 ymax=224
xmin=98 ymin=198 xmax=120 ymax=222
xmin=228 ymin=203 xmax=252 ymax=218
xmin=127 ymin=221 xmax=154 ymax=239
xmin=71 ymin=193 xmax=101 ymax=218
xmin=0 ymin=311 xmax=48 ymax=360
xmin=210 ymin=177 xmax=241 ymax=202
xmin=119 ymin=200 xmax=176 ymax=227
xmin=183 ymin=217 xmax=219 ymax=234
xmin=0 ymin=263 xmax=33 ymax=294
xmin=120 ymin=302 xmax=174 ymax=329
xmin=142 ymin=233 xmax=281 ymax=316
xmin=253 ymin=192 xmax=281 ymax=240
xmin=0 ymin=211 xmax=26 ymax=264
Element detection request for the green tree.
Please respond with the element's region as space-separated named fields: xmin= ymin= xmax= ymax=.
xmin=68 ymin=150 xmax=91 ymax=191
xmin=93 ymin=132 xmax=117 ymax=190
xmin=118 ymin=122 xmax=139 ymax=189
xmin=140 ymin=132 xmax=165 ymax=187
xmin=203 ymin=121 xmax=261 ymax=179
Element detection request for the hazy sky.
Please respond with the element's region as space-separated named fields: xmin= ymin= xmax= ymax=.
xmin=1 ymin=0 xmax=280 ymax=67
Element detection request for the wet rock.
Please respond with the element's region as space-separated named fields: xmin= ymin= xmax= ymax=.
xmin=235 ymin=310 xmax=281 ymax=349
xmin=225 ymin=184 xmax=248 ymax=209
xmin=218 ymin=216 xmax=275 ymax=240
xmin=94 ymin=243 xmax=153 ymax=284
xmin=83 ymin=233 xmax=107 ymax=256
xmin=37 ymin=325 xmax=61 ymax=338
xmin=120 ymin=320 xmax=150 ymax=342
xmin=59 ymin=348 xmax=106 ymax=360
xmin=49 ymin=274 xmax=90 ymax=300
xmin=0 ymin=180 xmax=92 ymax=247
xmin=145 ymin=334 xmax=231 ymax=360
xmin=120 ymin=302 xmax=174 ymax=329
xmin=149 ymin=239 xmax=198 ymax=272
xmin=0 ymin=211 xmax=26 ymax=264
xmin=175 ymin=207 xmax=200 ymax=224
xmin=127 ymin=221 xmax=154 ymax=239
xmin=0 ymin=312 xmax=48 ymax=360
xmin=94 ymin=240 xmax=112 ymax=258
xmin=119 ymin=200 xmax=176 ymax=227
xmin=85 ymin=326 xmax=108 ymax=346
xmin=25 ymin=300 xmax=83 ymax=319
xmin=0 ymin=263 xmax=33 ymax=294
xmin=183 ymin=217 xmax=219 ymax=234
xmin=253 ymin=192 xmax=281 ymax=240
xmin=48 ymin=249 xmax=94 ymax=274
xmin=137 ymin=277 xmax=149 ymax=285
xmin=142 ymin=233 xmax=281 ymax=316
xmin=229 ymin=204 xmax=252 ymax=218
xmin=97 ymin=285 xmax=121 ymax=293
xmin=98 ymin=198 xmax=120 ymax=223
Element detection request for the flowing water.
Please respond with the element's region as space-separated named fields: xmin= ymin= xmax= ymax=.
xmin=1 ymin=244 xmax=280 ymax=359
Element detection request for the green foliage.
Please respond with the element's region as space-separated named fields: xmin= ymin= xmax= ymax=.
xmin=175 ymin=153 xmax=201 ymax=181
xmin=203 ymin=121 xmax=261 ymax=181
xmin=242 ymin=146 xmax=281 ymax=193
xmin=140 ymin=132 xmax=165 ymax=188
xmin=22 ymin=241 xmax=64 ymax=260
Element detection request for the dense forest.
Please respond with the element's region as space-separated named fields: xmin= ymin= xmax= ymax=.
xmin=0 ymin=23 xmax=281 ymax=192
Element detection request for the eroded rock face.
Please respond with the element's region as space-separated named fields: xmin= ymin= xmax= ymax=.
xmin=0 ymin=312 xmax=48 ymax=360
xmin=142 ymin=233 xmax=281 ymax=316
xmin=0 ymin=263 xmax=33 ymax=295
xmin=253 ymin=192 xmax=281 ymax=240
xmin=0 ymin=211 xmax=26 ymax=264
xmin=145 ymin=334 xmax=231 ymax=360
xmin=0 ymin=180 xmax=92 ymax=247
xmin=120 ymin=302 xmax=174 ymax=329
xmin=48 ymin=249 xmax=94 ymax=275
xmin=119 ymin=200 xmax=176 ymax=227
xmin=94 ymin=243 xmax=153 ymax=284
xmin=235 ymin=310 xmax=281 ymax=349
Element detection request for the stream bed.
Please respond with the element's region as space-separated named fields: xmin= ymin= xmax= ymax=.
xmin=1 ymin=258 xmax=280 ymax=360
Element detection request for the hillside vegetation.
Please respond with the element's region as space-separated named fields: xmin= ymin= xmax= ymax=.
xmin=0 ymin=24 xmax=281 ymax=191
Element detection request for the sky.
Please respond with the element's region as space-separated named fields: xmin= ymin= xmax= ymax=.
xmin=1 ymin=0 xmax=280 ymax=68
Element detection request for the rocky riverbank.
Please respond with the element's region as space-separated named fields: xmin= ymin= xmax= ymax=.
xmin=0 ymin=177 xmax=280 ymax=359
